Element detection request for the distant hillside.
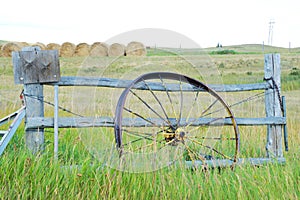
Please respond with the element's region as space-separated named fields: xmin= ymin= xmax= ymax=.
xmin=1 ymin=40 xmax=299 ymax=56
xmin=0 ymin=40 xmax=8 ymax=45
xmin=205 ymin=44 xmax=299 ymax=54
xmin=147 ymin=44 xmax=300 ymax=56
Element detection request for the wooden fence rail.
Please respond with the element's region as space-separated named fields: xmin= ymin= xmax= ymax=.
xmin=49 ymin=76 xmax=271 ymax=92
xmin=26 ymin=116 xmax=286 ymax=129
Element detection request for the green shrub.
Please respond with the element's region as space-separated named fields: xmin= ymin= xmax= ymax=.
xmin=210 ymin=50 xmax=237 ymax=55
xmin=289 ymin=68 xmax=300 ymax=76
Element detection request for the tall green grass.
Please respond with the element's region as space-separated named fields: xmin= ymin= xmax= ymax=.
xmin=0 ymin=53 xmax=299 ymax=199
xmin=1 ymin=92 xmax=299 ymax=199
xmin=0 ymin=126 xmax=299 ymax=199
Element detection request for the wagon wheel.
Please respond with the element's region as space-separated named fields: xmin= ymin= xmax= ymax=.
xmin=114 ymin=72 xmax=239 ymax=171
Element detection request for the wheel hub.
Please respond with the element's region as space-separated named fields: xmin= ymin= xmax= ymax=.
xmin=163 ymin=127 xmax=186 ymax=145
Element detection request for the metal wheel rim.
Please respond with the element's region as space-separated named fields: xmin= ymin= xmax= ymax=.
xmin=114 ymin=72 xmax=240 ymax=167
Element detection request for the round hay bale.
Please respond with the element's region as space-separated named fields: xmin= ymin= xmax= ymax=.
xmin=90 ymin=42 xmax=108 ymax=56
xmin=16 ymin=42 xmax=29 ymax=49
xmin=74 ymin=43 xmax=90 ymax=56
xmin=46 ymin=43 xmax=61 ymax=51
xmin=126 ymin=41 xmax=146 ymax=56
xmin=60 ymin=42 xmax=76 ymax=57
xmin=31 ymin=42 xmax=46 ymax=50
xmin=1 ymin=42 xmax=22 ymax=57
xmin=108 ymin=43 xmax=125 ymax=57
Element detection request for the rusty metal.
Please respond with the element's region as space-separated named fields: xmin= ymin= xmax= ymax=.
xmin=114 ymin=72 xmax=240 ymax=167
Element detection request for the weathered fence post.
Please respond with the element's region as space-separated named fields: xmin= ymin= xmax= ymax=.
xmin=24 ymin=81 xmax=45 ymax=153
xmin=264 ymin=53 xmax=283 ymax=158
xmin=12 ymin=46 xmax=60 ymax=154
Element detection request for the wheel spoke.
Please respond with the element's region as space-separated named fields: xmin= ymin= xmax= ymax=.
xmin=142 ymin=79 xmax=172 ymax=127
xmin=182 ymin=141 xmax=206 ymax=163
xmin=158 ymin=75 xmax=178 ymax=125
xmin=129 ymin=89 xmax=171 ymax=127
xmin=122 ymin=136 xmax=163 ymax=148
xmin=123 ymin=107 xmax=159 ymax=127
xmin=177 ymin=77 xmax=183 ymax=127
xmin=157 ymin=137 xmax=180 ymax=151
xmin=185 ymin=99 xmax=219 ymax=129
xmin=122 ymin=128 xmax=153 ymax=137
xmin=185 ymin=90 xmax=200 ymax=124
xmin=132 ymin=138 xmax=166 ymax=152
xmin=201 ymin=99 xmax=219 ymax=116
xmin=122 ymin=129 xmax=165 ymax=147
xmin=186 ymin=137 xmax=232 ymax=160
xmin=122 ymin=136 xmax=152 ymax=147
xmin=185 ymin=135 xmax=237 ymax=141
xmin=200 ymin=102 xmax=234 ymax=119
xmin=188 ymin=116 xmax=228 ymax=133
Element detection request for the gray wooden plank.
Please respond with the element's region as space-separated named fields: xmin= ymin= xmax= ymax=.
xmin=26 ymin=117 xmax=115 ymax=128
xmin=60 ymin=157 xmax=286 ymax=170
xmin=36 ymin=50 xmax=60 ymax=83
xmin=24 ymin=83 xmax=45 ymax=153
xmin=26 ymin=116 xmax=286 ymax=129
xmin=13 ymin=48 xmax=60 ymax=84
xmin=48 ymin=76 xmax=270 ymax=92
xmin=184 ymin=157 xmax=286 ymax=168
xmin=264 ymin=54 xmax=283 ymax=158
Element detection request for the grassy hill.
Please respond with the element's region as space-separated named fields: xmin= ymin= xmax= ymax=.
xmin=147 ymin=44 xmax=300 ymax=56
xmin=0 ymin=40 xmax=299 ymax=55
xmin=210 ymin=44 xmax=300 ymax=53
xmin=0 ymin=40 xmax=8 ymax=45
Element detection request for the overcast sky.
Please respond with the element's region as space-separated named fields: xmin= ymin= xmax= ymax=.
xmin=0 ymin=0 xmax=299 ymax=48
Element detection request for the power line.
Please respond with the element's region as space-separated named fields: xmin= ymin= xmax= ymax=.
xmin=268 ymin=19 xmax=275 ymax=46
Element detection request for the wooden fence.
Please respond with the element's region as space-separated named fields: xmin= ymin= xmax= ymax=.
xmin=12 ymin=47 xmax=287 ymax=164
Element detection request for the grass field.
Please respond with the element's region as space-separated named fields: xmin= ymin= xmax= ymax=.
xmin=0 ymin=46 xmax=299 ymax=199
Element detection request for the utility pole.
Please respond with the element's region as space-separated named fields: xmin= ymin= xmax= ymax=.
xmin=268 ymin=19 xmax=275 ymax=46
